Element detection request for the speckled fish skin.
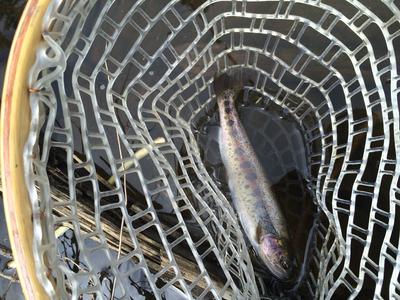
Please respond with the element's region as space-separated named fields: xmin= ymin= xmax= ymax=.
xmin=216 ymin=78 xmax=293 ymax=279
xmin=217 ymin=89 xmax=288 ymax=238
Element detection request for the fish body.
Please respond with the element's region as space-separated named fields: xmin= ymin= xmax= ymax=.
xmin=215 ymin=74 xmax=294 ymax=280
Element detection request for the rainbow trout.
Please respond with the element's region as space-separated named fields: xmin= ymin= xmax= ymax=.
xmin=214 ymin=74 xmax=294 ymax=280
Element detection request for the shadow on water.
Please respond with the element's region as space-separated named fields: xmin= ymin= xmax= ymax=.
xmin=0 ymin=1 xmax=24 ymax=53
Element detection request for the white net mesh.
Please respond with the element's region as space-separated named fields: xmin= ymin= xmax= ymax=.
xmin=24 ymin=0 xmax=400 ymax=299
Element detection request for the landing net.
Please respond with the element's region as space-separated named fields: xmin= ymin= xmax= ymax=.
xmin=25 ymin=0 xmax=400 ymax=299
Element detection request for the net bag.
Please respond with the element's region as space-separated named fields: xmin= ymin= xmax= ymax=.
xmin=24 ymin=0 xmax=400 ymax=299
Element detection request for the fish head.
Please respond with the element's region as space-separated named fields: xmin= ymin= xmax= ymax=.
xmin=259 ymin=234 xmax=294 ymax=280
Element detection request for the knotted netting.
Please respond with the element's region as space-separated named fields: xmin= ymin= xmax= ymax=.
xmin=24 ymin=0 xmax=400 ymax=299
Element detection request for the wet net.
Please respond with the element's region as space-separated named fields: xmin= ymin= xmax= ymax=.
xmin=25 ymin=0 xmax=400 ymax=299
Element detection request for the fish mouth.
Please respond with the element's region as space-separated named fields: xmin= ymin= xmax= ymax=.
xmin=259 ymin=234 xmax=294 ymax=280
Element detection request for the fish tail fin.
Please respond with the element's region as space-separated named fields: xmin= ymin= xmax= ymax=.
xmin=213 ymin=69 xmax=254 ymax=96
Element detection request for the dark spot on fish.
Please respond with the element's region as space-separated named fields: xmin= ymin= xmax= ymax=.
xmin=240 ymin=161 xmax=252 ymax=169
xmin=227 ymin=120 xmax=234 ymax=126
xmin=245 ymin=184 xmax=250 ymax=189
xmin=224 ymin=100 xmax=230 ymax=107
xmin=225 ymin=107 xmax=232 ymax=113
xmin=224 ymin=115 xmax=229 ymax=120
xmin=235 ymin=147 xmax=244 ymax=155
xmin=256 ymin=223 xmax=262 ymax=242
xmin=245 ymin=172 xmax=257 ymax=180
